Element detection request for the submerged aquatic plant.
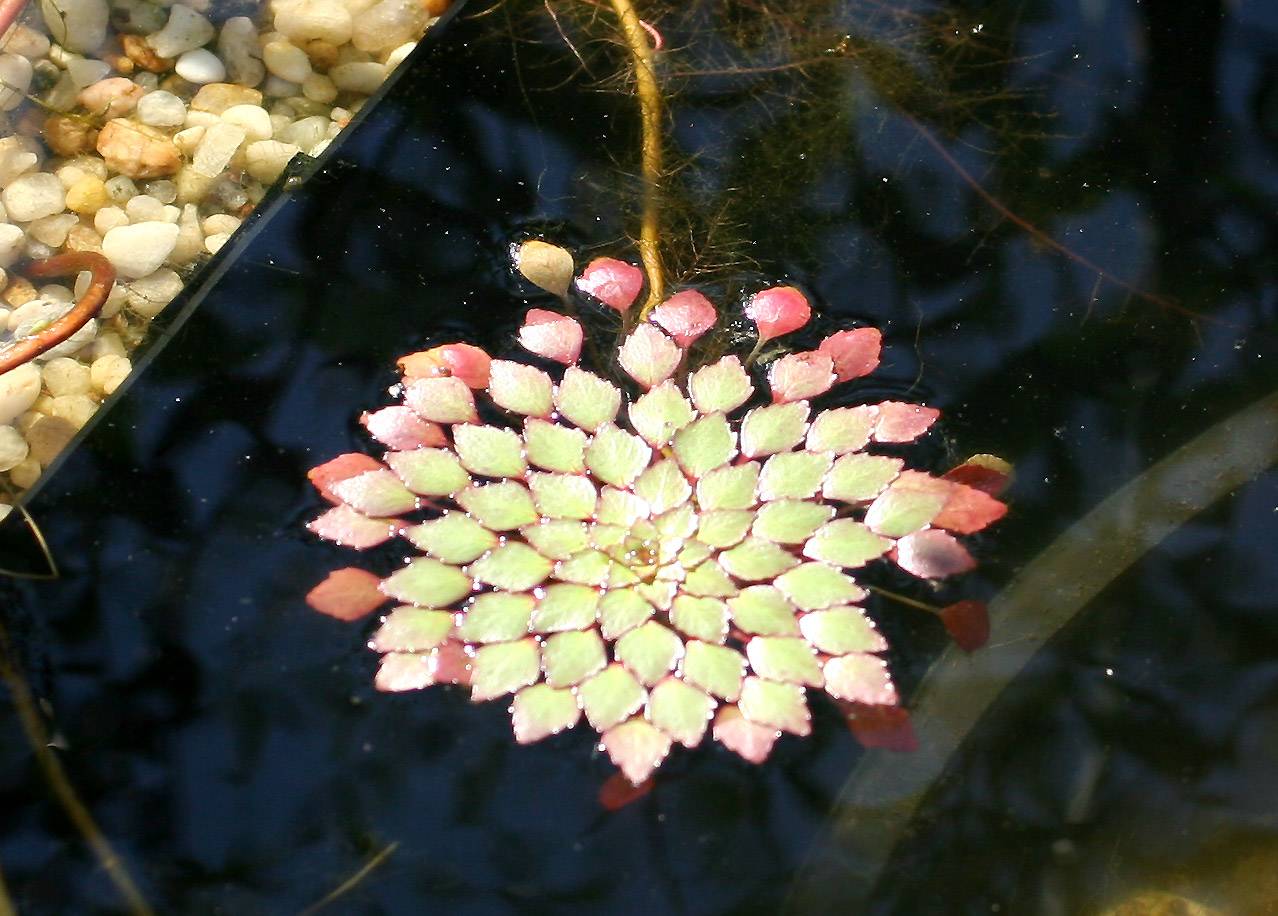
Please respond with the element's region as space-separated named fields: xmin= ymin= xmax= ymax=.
xmin=304 ymin=244 xmax=1006 ymax=786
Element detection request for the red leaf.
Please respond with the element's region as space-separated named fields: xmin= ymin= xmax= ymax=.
xmin=576 ymin=257 xmax=644 ymax=312
xmin=599 ymin=772 xmax=655 ymax=810
xmin=933 ymin=483 xmax=1007 ymax=534
xmin=361 ymin=407 xmax=448 ymax=451
xmin=308 ymin=453 xmax=384 ymax=504
xmin=873 ymin=401 xmax=940 ymax=443
xmin=306 ymin=567 xmax=387 ymax=620
xmin=893 ymin=528 xmax=975 ymax=579
xmin=745 ymin=285 xmax=811 ymax=342
xmin=518 ymin=308 xmax=584 ymax=364
xmin=818 ymin=328 xmax=882 ymax=382
xmin=845 ymin=703 xmax=918 ymax=752
xmin=768 ymin=350 xmax=835 ymax=403
xmin=398 ymin=343 xmax=491 ymax=388
xmin=942 ymin=454 xmax=1012 ymax=497
xmin=939 ymin=600 xmax=989 ymax=652
xmin=649 ymin=290 xmax=717 ymax=347
xmin=712 ymin=704 xmax=777 ymax=763
xmin=432 ymin=640 xmax=474 ymax=686
xmin=307 ymin=505 xmax=399 ymax=549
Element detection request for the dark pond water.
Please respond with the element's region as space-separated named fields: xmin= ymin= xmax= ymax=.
xmin=2 ymin=0 xmax=1278 ymax=913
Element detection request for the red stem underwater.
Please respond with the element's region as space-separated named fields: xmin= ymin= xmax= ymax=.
xmin=0 ymin=252 xmax=116 ymax=375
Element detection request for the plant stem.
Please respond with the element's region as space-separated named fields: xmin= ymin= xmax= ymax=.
xmin=606 ymin=0 xmax=664 ymax=317
xmin=865 ymin=584 xmax=939 ymax=615
xmin=298 ymin=841 xmax=398 ymax=916
xmin=0 ymin=858 xmax=16 ymax=916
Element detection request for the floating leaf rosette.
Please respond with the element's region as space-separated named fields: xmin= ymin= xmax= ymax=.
xmin=305 ymin=244 xmax=1007 ymax=787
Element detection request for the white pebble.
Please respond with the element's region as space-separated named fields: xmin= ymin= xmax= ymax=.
xmin=101 ymin=221 xmax=180 ymax=278
xmin=125 ymin=194 xmax=167 ymax=222
xmin=175 ymin=48 xmax=227 ymax=85
xmin=0 ymin=364 xmax=41 ymax=425
xmin=161 ymin=204 xmax=180 ymax=223
xmin=104 ymin=175 xmax=138 ymax=204
xmin=353 ymin=0 xmax=425 ymax=54
xmin=55 ymin=165 xmax=88 ymax=190
xmin=51 ymin=394 xmax=98 ymax=429
xmin=221 ymin=104 xmax=272 ymax=141
xmin=301 ymin=72 xmax=337 ymax=103
xmin=0 ymin=224 xmax=24 ymax=268
xmin=2 ymin=173 xmax=65 ymax=222
xmin=146 ymin=5 xmax=215 ymax=58
xmin=329 ymin=61 xmax=386 ymax=94
xmin=137 ymin=90 xmax=187 ymax=128
xmin=244 ymin=139 xmax=299 ymax=182
xmin=173 ymin=126 xmax=206 ymax=157
xmin=261 ymin=75 xmax=299 ymax=97
xmin=0 ymin=149 xmax=37 ymax=189
xmin=42 ymin=358 xmax=92 ymax=397
xmin=277 ymin=115 xmax=327 ymax=149
xmin=184 ymin=109 xmax=221 ymax=129
xmin=218 ymin=17 xmax=266 ymax=87
xmin=201 ymin=213 xmax=240 ymax=235
xmin=144 ymin=179 xmax=178 ymax=204
xmin=0 ymin=425 xmax=28 ymax=472
xmin=263 ymin=40 xmax=312 ymax=83
xmin=274 ymin=0 xmax=353 ymax=46
xmin=28 ymin=213 xmax=78 ymax=247
xmin=125 ymin=267 xmax=182 ymax=318
xmin=204 ymin=231 xmax=230 ymax=253
xmin=87 ymin=331 xmax=126 ymax=361
xmin=385 ymin=41 xmax=416 ymax=71
xmin=37 ymin=284 xmax=72 ymax=303
xmin=93 ymin=206 xmax=129 ymax=235
xmin=41 ymin=0 xmax=109 ymax=54
xmin=0 ymin=53 xmax=34 ymax=112
xmin=66 ymin=57 xmax=112 ymax=89
xmin=1 ymin=24 xmax=51 ymax=60
xmin=192 ymin=122 xmax=246 ymax=175
xmin=90 ymin=354 xmax=131 ymax=394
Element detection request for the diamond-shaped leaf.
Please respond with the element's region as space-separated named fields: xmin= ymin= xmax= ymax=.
xmin=739 ymin=676 xmax=811 ymax=735
xmin=399 ymin=343 xmax=491 ymax=388
xmin=774 ymin=562 xmax=866 ymax=610
xmin=330 ymin=469 xmax=418 ymax=517
xmin=528 ymin=472 xmax=598 ymax=520
xmin=599 ymin=589 xmax=655 ymax=639
xmin=746 ymin=636 xmax=824 ymax=686
xmin=386 ymin=448 xmax=470 ymax=497
xmin=802 ymin=519 xmax=890 ymax=568
xmin=616 ymin=622 xmax=684 ymax=685
xmin=805 ymin=405 xmax=877 ymax=455
xmin=681 ymin=641 xmax=746 ymax=700
xmin=629 ymin=381 xmax=694 ymax=446
xmin=894 ymin=528 xmax=975 ymax=578
xmin=864 ymin=471 xmax=950 ymax=537
xmin=602 ymin=717 xmax=672 ymax=785
xmin=649 ymin=289 xmax=717 ymax=347
xmin=467 ymin=542 xmax=552 ymax=590
xmin=873 ymin=401 xmax=939 ymax=443
xmin=695 ymin=462 xmax=759 ymax=511
xmin=768 ymin=351 xmax=835 ymax=404
xmin=618 ymin=323 xmax=682 ymax=390
xmin=758 ymin=451 xmax=832 ymax=501
xmin=727 ymin=585 xmax=800 ymax=636
xmin=670 ymin=595 xmax=729 ymax=643
xmin=799 ymin=607 xmax=887 ymax=654
xmin=555 ymin=367 xmax=621 ymax=432
xmin=374 ymin=652 xmax=436 ymax=692
xmin=677 ymin=540 xmax=712 ymax=570
xmin=652 ymin=504 xmax=697 ymax=539
xmin=648 ymin=677 xmax=714 ymax=747
xmin=488 ymin=360 xmax=554 ymax=417
xmin=821 ymin=453 xmax=903 ymax=504
xmin=456 ymin=481 xmax=538 ymax=530
xmin=823 ymin=653 xmax=899 ymax=705
xmin=672 ymin=412 xmax=735 ymax=478
xmin=453 ymin=424 xmax=527 ymax=477
xmin=633 ymin=459 xmax=691 ymax=514
xmin=579 ymin=663 xmax=647 ymax=731
xmin=382 ymin=558 xmax=473 ymax=607
xmin=520 ymin=520 xmax=589 ymax=559
xmin=712 ymin=704 xmax=777 ymax=762
xmin=307 ymin=567 xmax=387 ymax=620
xmin=523 ymin=418 xmax=587 ymax=473
xmin=309 ymin=505 xmax=398 ymax=550
xmin=308 ymin=453 xmax=385 ymax=504
xmin=456 ymin=592 xmax=534 ymax=642
xmin=471 ymin=637 xmax=540 ymax=701
xmin=554 ymin=549 xmax=613 ymax=585
xmin=404 ymin=513 xmax=498 ymax=563
xmin=585 ymin=423 xmax=652 ymax=488
xmin=404 ymin=376 xmax=478 ymax=424
xmin=740 ymin=402 xmax=809 ymax=457
xmin=635 ymin=581 xmax=677 ymax=610
xmin=511 ymin=683 xmax=581 ymax=743
xmin=530 ymin=583 xmax=601 ymax=632
xmin=689 ymin=356 xmax=753 ymax=414
xmin=370 ymin=607 xmax=453 ymax=652
xmin=819 ymin=328 xmax=882 ymax=382
xmin=933 ymin=482 xmax=1008 ymax=534
xmin=752 ymin=499 xmax=834 ymax=544
xmin=518 ymin=308 xmax=583 ymax=365
xmin=362 ymin=406 xmax=447 ymax=451
xmin=542 ymin=630 xmax=606 ymax=687
xmin=596 ymin=486 xmax=650 ymax=526
xmin=576 ymin=257 xmax=644 ymax=312
xmin=718 ymin=536 xmax=801 ymax=581
xmin=682 ymin=559 xmax=739 ymax=598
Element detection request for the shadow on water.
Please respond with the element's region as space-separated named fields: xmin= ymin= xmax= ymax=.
xmin=1 ymin=0 xmax=1277 ymax=913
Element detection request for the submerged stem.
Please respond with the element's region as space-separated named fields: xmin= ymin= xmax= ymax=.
xmin=0 ymin=859 xmax=15 ymax=916
xmin=606 ymin=0 xmax=664 ymax=316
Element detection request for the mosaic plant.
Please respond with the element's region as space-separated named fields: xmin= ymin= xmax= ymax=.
xmin=304 ymin=243 xmax=1007 ymax=786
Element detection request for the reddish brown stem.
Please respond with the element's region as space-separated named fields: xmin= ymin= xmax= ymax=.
xmin=0 ymin=0 xmax=30 ymax=44
xmin=0 ymin=252 xmax=116 ymax=374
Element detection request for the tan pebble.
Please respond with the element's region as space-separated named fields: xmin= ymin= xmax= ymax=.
xmin=184 ymin=110 xmax=221 ymax=129
xmin=304 ymin=39 xmax=339 ymax=71
xmin=51 ymin=394 xmax=99 ymax=429
xmin=121 ymin=34 xmax=173 ymax=73
xmin=125 ymin=194 xmax=166 ymax=222
xmin=172 ymin=125 xmax=206 ymax=157
xmin=15 ymin=410 xmax=39 ymax=434
xmin=190 ymin=82 xmax=263 ymax=114
xmin=25 ymin=415 xmax=77 ymax=465
xmin=55 ymin=165 xmax=88 ymax=190
xmin=201 ymin=213 xmax=240 ymax=235
xmin=204 ymin=231 xmax=230 ymax=254
xmin=0 ymin=425 xmax=28 ymax=472
xmin=301 ymin=72 xmax=336 ymax=103
xmin=66 ymin=175 xmax=110 ymax=214
xmin=91 ymin=355 xmax=132 ymax=394
xmin=28 ymin=213 xmax=79 ymax=247
xmin=64 ymin=224 xmax=103 ymax=253
xmin=42 ymin=358 xmax=92 ymax=397
xmin=170 ymin=203 xmax=204 ymax=263
xmin=244 ymin=139 xmax=299 ymax=182
xmin=31 ymin=394 xmax=56 ymax=414
xmin=96 ymin=119 xmax=182 ymax=179
xmin=94 ymin=205 xmax=130 ymax=235
xmin=77 ymin=78 xmax=145 ymax=119
xmin=101 ymin=52 xmax=135 ymax=76
xmin=43 ymin=114 xmax=99 ymax=158
xmin=3 ymin=276 xmax=36 ymax=307
xmin=9 ymin=456 xmax=40 ymax=488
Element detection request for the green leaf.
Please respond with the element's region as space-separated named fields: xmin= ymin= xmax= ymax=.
xmin=676 ymin=540 xmax=712 ymax=570
xmin=802 ymin=519 xmax=890 ymax=568
xmin=682 ymin=558 xmax=739 ymax=598
xmin=628 ymin=380 xmax=694 ymax=446
xmin=758 ymin=451 xmax=832 ymax=500
xmin=599 ymin=588 xmax=655 ymax=639
xmin=541 ymin=630 xmax=606 ymax=687
xmin=608 ymin=562 xmax=641 ymax=587
xmin=578 ymin=663 xmax=647 ymax=731
xmin=330 ymin=469 xmax=418 ymax=516
xmin=635 ymin=580 xmax=677 ymax=611
xmin=799 ymin=607 xmax=887 ymax=654
xmin=805 ymin=405 xmax=876 ymax=455
xmin=405 ymin=376 xmax=477 ymax=424
xmin=467 ymin=542 xmax=553 ymax=590
xmin=822 ymin=653 xmax=898 ymax=705
xmin=681 ymin=641 xmax=746 ymax=700
xmin=738 ymin=676 xmax=811 ymax=735
xmin=596 ymin=486 xmax=650 ymax=526
xmin=695 ymin=461 xmax=760 ymax=511
xmin=370 ymin=607 xmax=453 ymax=652
xmin=727 ymin=585 xmax=801 ymax=635
xmin=618 ymin=323 xmax=682 ymax=390
xmin=717 ymin=536 xmax=801 ymax=581
xmin=601 ymin=717 xmax=672 ymax=785
xmin=689 ymin=356 xmax=753 ymax=414
xmin=647 ymin=677 xmax=714 ymax=747
xmin=511 ymin=683 xmax=581 ymax=743
xmin=740 ymin=402 xmax=809 ymax=458
xmin=652 ymin=504 xmax=697 ymax=539
xmin=455 ymin=481 xmax=538 ymax=530
xmin=746 ymin=636 xmax=824 ymax=686
xmin=452 ymin=424 xmax=526 ymax=477
xmin=864 ymin=472 xmax=950 ymax=536
xmin=632 ymin=459 xmax=692 ymax=514
xmin=528 ymin=472 xmax=598 ymax=520
xmin=520 ymin=519 xmax=589 ymax=559
xmin=672 ymin=412 xmax=735 ymax=479
xmin=456 ymin=592 xmax=534 ymax=643
xmin=530 ymin=583 xmax=600 ymax=632
xmin=554 ymin=549 xmax=613 ymax=585
xmin=487 ymin=360 xmax=553 ymax=417
xmin=554 ymin=366 xmax=621 ymax=433
xmin=752 ymin=499 xmax=834 ymax=543
xmin=669 ymin=595 xmax=729 ymax=642
xmin=381 ymin=558 xmax=473 ymax=608
xmin=590 ymin=524 xmax=629 ymax=555
xmin=616 ymin=621 xmax=684 ymax=685
xmin=523 ymin=418 xmax=588 ymax=473
xmin=774 ymin=562 xmax=866 ymax=610
xmin=471 ymin=637 xmax=540 ymax=701
xmin=404 ymin=513 xmax=498 ymax=563
xmin=585 ymin=423 xmax=652 ymax=488
xmin=695 ymin=509 xmax=755 ymax=548
xmin=385 ymin=448 xmax=470 ymax=497
xmin=822 ymin=453 xmax=903 ymax=503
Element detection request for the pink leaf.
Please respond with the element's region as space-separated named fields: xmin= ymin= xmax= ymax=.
xmin=361 ymin=407 xmax=447 ymax=451
xmin=768 ymin=351 xmax=835 ymax=403
xmin=893 ymin=528 xmax=976 ymax=579
xmin=938 ymin=600 xmax=989 ymax=652
xmin=818 ymin=328 xmax=882 ymax=382
xmin=649 ymin=290 xmax=717 ymax=347
xmin=823 ymin=654 xmax=899 ymax=705
xmin=711 ymin=704 xmax=777 ymax=764
xmin=872 ymin=401 xmax=940 ymax=443
xmin=307 ymin=505 xmax=398 ymax=549
xmin=518 ymin=308 xmax=584 ymax=365
xmin=432 ymin=640 xmax=474 ymax=686
xmin=618 ymin=323 xmax=682 ymax=390
xmin=933 ymin=483 xmax=1007 ymax=534
xmin=307 ymin=453 xmax=384 ymax=504
xmin=845 ymin=703 xmax=917 ymax=752
xmin=306 ymin=567 xmax=387 ymax=620
xmin=398 ymin=343 xmax=491 ymax=389
xmin=576 ymin=257 xmax=644 ymax=312
xmin=374 ymin=653 xmax=436 ymax=692
xmin=942 ymin=454 xmax=1012 ymax=497
xmin=599 ymin=772 xmax=655 ymax=810
xmin=601 ymin=717 xmax=673 ymax=785
xmin=745 ymin=285 xmax=811 ymax=342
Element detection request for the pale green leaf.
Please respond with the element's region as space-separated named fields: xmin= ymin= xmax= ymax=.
xmin=802 ymin=519 xmax=890 ymax=568
xmin=452 ymin=424 xmax=526 ymax=478
xmin=799 ymin=607 xmax=886 ymax=654
xmin=487 ymin=360 xmax=553 ymax=417
xmin=635 ymin=580 xmax=677 ymax=610
xmin=758 ymin=451 xmax=832 ymax=501
xmin=554 ymin=366 xmax=621 ymax=433
xmin=695 ymin=509 xmax=755 ymax=548
xmin=599 ymin=588 xmax=655 ymax=639
xmin=647 ymin=677 xmax=714 ymax=747
xmin=585 ymin=423 xmax=652 ymax=488
xmin=455 ymin=481 xmax=537 ymax=530
xmin=381 ymin=558 xmax=472 ymax=608
xmin=596 ymin=486 xmax=650 ymax=526
xmin=330 ymin=469 xmax=418 ymax=517
xmin=695 ymin=461 xmax=759 ymax=511
xmin=511 ymin=683 xmax=581 ymax=743
xmin=541 ymin=630 xmax=606 ymax=687
xmin=530 ymin=582 xmax=600 ymax=632
xmin=404 ymin=513 xmax=497 ymax=564
xmin=738 ymin=676 xmax=811 ymax=735
xmin=672 ymin=412 xmax=735 ymax=478
xmin=456 ymin=592 xmax=534 ymax=643
xmin=822 ymin=453 xmax=903 ymax=503
xmin=652 ymin=504 xmax=697 ymax=539
xmin=554 ymin=549 xmax=613 ymax=585
xmin=727 ymin=585 xmax=800 ymax=635
xmin=520 ymin=519 xmax=589 ymax=559
xmin=628 ymin=380 xmax=694 ymax=446
xmin=618 ymin=324 xmax=681 ymax=390
xmin=467 ymin=542 xmax=553 ymax=590
xmin=633 ymin=459 xmax=692 ymax=514
xmin=774 ymin=562 xmax=866 ymax=610
xmin=616 ymin=621 xmax=684 ymax=685
xmin=385 ymin=448 xmax=469 ymax=497
xmin=718 ymin=536 xmax=801 ymax=581
xmin=689 ymin=356 xmax=753 ymax=414
xmin=523 ymin=418 xmax=587 ymax=473
xmin=528 ymin=472 xmax=598 ymax=520
xmin=864 ymin=475 xmax=950 ymax=536
xmin=370 ymin=607 xmax=453 ymax=653
xmin=681 ymin=558 xmax=739 ymax=597
xmin=806 ymin=405 xmax=877 ymax=455
xmin=578 ymin=663 xmax=647 ymax=731
xmin=471 ymin=637 xmax=540 ymax=701
xmin=823 ymin=653 xmax=899 ymax=705
xmin=676 ymin=540 xmax=712 ymax=570
xmin=740 ymin=402 xmax=809 ymax=457
xmin=681 ymin=641 xmax=746 ymax=701
xmin=669 ymin=595 xmax=729 ymax=643
xmin=752 ymin=499 xmax=834 ymax=543
xmin=746 ymin=636 xmax=824 ymax=686
xmin=404 ymin=376 xmax=477 ymax=424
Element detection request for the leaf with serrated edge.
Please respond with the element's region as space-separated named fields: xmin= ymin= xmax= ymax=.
xmin=456 ymin=592 xmax=534 ymax=643
xmin=819 ymin=327 xmax=882 ymax=382
xmin=602 ymin=717 xmax=672 ymax=785
xmin=695 ymin=509 xmax=755 ymax=548
xmin=802 ymin=519 xmax=890 ymax=568
xmin=488 ymin=360 xmax=554 ymax=417
xmin=520 ymin=519 xmax=589 ymax=559
xmin=799 ymin=607 xmax=887 ymax=654
xmin=746 ymin=636 xmax=824 ymax=687
xmin=404 ymin=376 xmax=477 ymax=424
xmin=370 ymin=607 xmax=453 ymax=653
xmin=740 ymin=402 xmax=809 ymax=458
xmin=596 ymin=487 xmax=649 ymax=526
xmin=585 ymin=423 xmax=652 ymax=488
xmin=774 ymin=562 xmax=866 ymax=610
xmin=873 ymin=401 xmax=939 ymax=443
xmin=768 ymin=351 xmax=835 ymax=404
xmin=386 ymin=448 xmax=469 ymax=497
xmin=542 ymin=630 xmax=606 ymax=687
xmin=362 ymin=406 xmax=447 ymax=451
xmin=727 ymin=585 xmax=801 ymax=635
xmin=648 ymin=677 xmax=714 ymax=747
xmin=309 ymin=505 xmax=397 ymax=550
xmin=530 ymin=583 xmax=600 ymax=632
xmin=824 ymin=653 xmax=899 ymax=705
xmin=374 ymin=652 xmax=435 ymax=692
xmin=689 ymin=356 xmax=753 ymax=414
xmin=307 ymin=567 xmax=386 ymax=620
xmin=330 ymin=470 xmax=418 ymax=517
xmin=599 ymin=589 xmax=655 ymax=639
xmin=523 ymin=419 xmax=587 ymax=473
xmin=696 ymin=462 xmax=759 ymax=511
xmin=471 ymin=638 xmax=540 ymax=701
xmin=629 ymin=381 xmax=694 ymax=446
xmin=633 ymin=459 xmax=691 ymax=514
xmin=759 ymin=451 xmax=832 ymax=501
xmin=672 ymin=412 xmax=735 ymax=478
xmin=452 ymin=424 xmax=526 ymax=477
xmin=456 ymin=481 xmax=537 ymax=530
xmin=805 ymin=405 xmax=877 ymax=455
xmin=864 ymin=473 xmax=950 ymax=537
xmin=682 ymin=559 xmax=739 ymax=597
xmin=511 ymin=683 xmax=581 ymax=743
xmin=718 ymin=537 xmax=801 ymax=581
xmin=653 ymin=504 xmax=697 ymax=539
xmin=554 ymin=549 xmax=613 ymax=586
xmin=821 ymin=453 xmax=903 ymax=504
xmin=579 ymin=663 xmax=647 ymax=730
xmin=555 ymin=367 xmax=621 ymax=433
xmin=681 ymin=641 xmax=746 ymax=700
xmin=752 ymin=499 xmax=834 ymax=544
xmin=528 ymin=472 xmax=598 ymax=520
xmin=894 ymin=529 xmax=975 ymax=578
xmin=618 ymin=324 xmax=682 ymax=390
xmin=713 ymin=704 xmax=777 ymax=763
xmin=467 ymin=542 xmax=552 ymax=590
xmin=518 ymin=308 xmax=582 ymax=365
xmin=739 ymin=677 xmax=811 ymax=735
xmin=616 ymin=622 xmax=684 ymax=685
xmin=381 ymin=558 xmax=472 ymax=608
xmin=404 ymin=513 xmax=498 ymax=563
xmin=669 ymin=595 xmax=729 ymax=643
